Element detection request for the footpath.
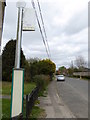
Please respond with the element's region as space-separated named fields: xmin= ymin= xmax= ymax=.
xmin=39 ymin=80 xmax=76 ymax=118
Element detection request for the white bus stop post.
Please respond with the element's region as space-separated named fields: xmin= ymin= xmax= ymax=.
xmin=10 ymin=1 xmax=26 ymax=118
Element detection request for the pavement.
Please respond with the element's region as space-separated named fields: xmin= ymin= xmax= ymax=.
xmin=39 ymin=80 xmax=76 ymax=118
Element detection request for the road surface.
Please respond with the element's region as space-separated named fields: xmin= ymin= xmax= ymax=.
xmin=39 ymin=77 xmax=88 ymax=118
xmin=56 ymin=77 xmax=88 ymax=118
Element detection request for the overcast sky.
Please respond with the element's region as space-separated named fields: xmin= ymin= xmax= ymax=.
xmin=2 ymin=0 xmax=89 ymax=69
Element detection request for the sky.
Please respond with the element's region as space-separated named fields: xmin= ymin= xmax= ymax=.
xmin=2 ymin=0 xmax=89 ymax=69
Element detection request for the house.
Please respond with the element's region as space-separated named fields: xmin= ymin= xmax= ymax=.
xmin=73 ymin=68 xmax=90 ymax=77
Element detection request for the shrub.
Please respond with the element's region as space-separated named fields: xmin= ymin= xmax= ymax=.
xmin=33 ymin=75 xmax=50 ymax=91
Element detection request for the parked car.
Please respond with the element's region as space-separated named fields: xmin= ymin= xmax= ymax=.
xmin=57 ymin=75 xmax=65 ymax=81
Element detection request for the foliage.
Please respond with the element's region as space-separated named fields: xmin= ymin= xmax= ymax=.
xmin=55 ymin=70 xmax=60 ymax=75
xmin=67 ymin=68 xmax=73 ymax=76
xmin=59 ymin=66 xmax=67 ymax=75
xmin=30 ymin=106 xmax=45 ymax=119
xmin=29 ymin=59 xmax=56 ymax=80
xmin=2 ymin=39 xmax=28 ymax=81
xmin=39 ymin=59 xmax=56 ymax=76
xmin=2 ymin=40 xmax=56 ymax=82
xmin=2 ymin=99 xmax=11 ymax=118
xmin=73 ymin=67 xmax=79 ymax=72
xmin=24 ymin=60 xmax=31 ymax=82
xmin=33 ymin=74 xmax=50 ymax=92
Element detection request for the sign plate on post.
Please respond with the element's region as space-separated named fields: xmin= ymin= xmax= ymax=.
xmin=23 ymin=8 xmax=35 ymax=31
xmin=10 ymin=68 xmax=24 ymax=118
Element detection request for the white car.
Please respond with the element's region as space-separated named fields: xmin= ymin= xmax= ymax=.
xmin=57 ymin=75 xmax=65 ymax=81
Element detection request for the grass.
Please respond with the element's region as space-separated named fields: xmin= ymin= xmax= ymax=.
xmin=24 ymin=82 xmax=36 ymax=95
xmin=2 ymin=99 xmax=45 ymax=119
xmin=29 ymin=106 xmax=46 ymax=119
xmin=23 ymin=99 xmax=45 ymax=119
xmin=2 ymin=82 xmax=36 ymax=95
xmin=1 ymin=82 xmax=38 ymax=119
xmin=0 ymin=99 xmax=2 ymax=120
xmin=2 ymin=99 xmax=11 ymax=118
xmin=2 ymin=82 xmax=11 ymax=95
xmin=1 ymin=82 xmax=36 ymax=118
xmin=1 ymin=81 xmax=46 ymax=119
xmin=38 ymin=87 xmax=48 ymax=97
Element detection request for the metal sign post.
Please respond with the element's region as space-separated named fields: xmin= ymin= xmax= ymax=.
xmin=15 ymin=1 xmax=26 ymax=68
xmin=10 ymin=1 xmax=36 ymax=118
xmin=10 ymin=1 xmax=26 ymax=118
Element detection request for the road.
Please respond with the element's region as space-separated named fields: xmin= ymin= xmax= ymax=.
xmin=56 ymin=77 xmax=88 ymax=118
xmin=39 ymin=77 xmax=88 ymax=118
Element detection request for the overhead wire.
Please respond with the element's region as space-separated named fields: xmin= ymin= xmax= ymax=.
xmin=36 ymin=0 xmax=51 ymax=58
xmin=31 ymin=0 xmax=50 ymax=59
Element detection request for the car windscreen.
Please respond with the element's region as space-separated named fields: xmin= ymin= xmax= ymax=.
xmin=58 ymin=75 xmax=64 ymax=77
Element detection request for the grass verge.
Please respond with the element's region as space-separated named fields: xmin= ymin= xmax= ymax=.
xmin=1 ymin=80 xmax=47 ymax=119
xmin=1 ymin=82 xmax=36 ymax=118
xmin=30 ymin=106 xmax=46 ymax=119
xmin=2 ymin=99 xmax=46 ymax=119
xmin=23 ymin=99 xmax=46 ymax=119
xmin=24 ymin=82 xmax=36 ymax=95
xmin=2 ymin=82 xmax=36 ymax=95
xmin=2 ymin=99 xmax=11 ymax=118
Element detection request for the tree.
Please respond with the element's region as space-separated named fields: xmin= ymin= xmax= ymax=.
xmin=74 ymin=56 xmax=86 ymax=71
xmin=59 ymin=66 xmax=67 ymax=75
xmin=67 ymin=67 xmax=73 ymax=76
xmin=2 ymin=39 xmax=26 ymax=81
xmin=67 ymin=61 xmax=74 ymax=76
xmin=24 ymin=60 xmax=31 ymax=82
xmin=29 ymin=58 xmax=56 ymax=80
xmin=39 ymin=59 xmax=56 ymax=80
xmin=74 ymin=55 xmax=87 ymax=79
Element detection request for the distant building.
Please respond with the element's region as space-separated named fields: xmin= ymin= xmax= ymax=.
xmin=73 ymin=68 xmax=90 ymax=77
xmin=0 ymin=1 xmax=6 ymax=52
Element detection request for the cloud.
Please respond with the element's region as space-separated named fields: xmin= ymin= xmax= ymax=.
xmin=64 ymin=8 xmax=88 ymax=35
xmin=2 ymin=0 xmax=88 ymax=69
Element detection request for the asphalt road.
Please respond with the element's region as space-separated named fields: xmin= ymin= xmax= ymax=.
xmin=56 ymin=77 xmax=88 ymax=118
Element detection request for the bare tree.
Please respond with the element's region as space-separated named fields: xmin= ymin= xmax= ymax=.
xmin=75 ymin=56 xmax=86 ymax=70
xmin=70 ymin=60 xmax=74 ymax=69
xmin=74 ymin=56 xmax=87 ymax=79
